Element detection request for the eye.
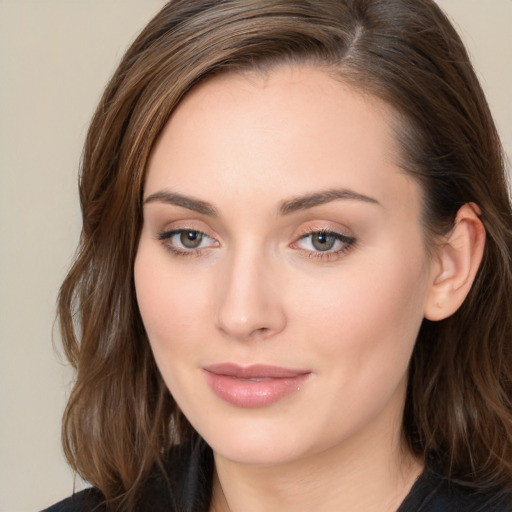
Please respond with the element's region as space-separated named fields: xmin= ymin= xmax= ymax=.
xmin=179 ymin=230 xmax=204 ymax=249
xmin=293 ymin=229 xmax=356 ymax=259
xmin=308 ymin=232 xmax=338 ymax=251
xmin=157 ymin=228 xmax=218 ymax=256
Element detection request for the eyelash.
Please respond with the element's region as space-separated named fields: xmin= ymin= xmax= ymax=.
xmin=293 ymin=229 xmax=356 ymax=261
xmin=157 ymin=229 xmax=215 ymax=258
xmin=156 ymin=228 xmax=356 ymax=261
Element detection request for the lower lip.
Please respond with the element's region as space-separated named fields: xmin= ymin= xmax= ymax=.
xmin=204 ymin=371 xmax=311 ymax=408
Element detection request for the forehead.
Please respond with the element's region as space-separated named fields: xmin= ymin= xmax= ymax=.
xmin=145 ymin=64 xmax=417 ymax=217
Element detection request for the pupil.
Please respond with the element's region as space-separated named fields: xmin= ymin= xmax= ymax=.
xmin=180 ymin=231 xmax=202 ymax=248
xmin=313 ymin=233 xmax=335 ymax=251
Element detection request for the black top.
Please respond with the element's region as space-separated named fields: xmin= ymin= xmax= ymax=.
xmin=42 ymin=442 xmax=512 ymax=512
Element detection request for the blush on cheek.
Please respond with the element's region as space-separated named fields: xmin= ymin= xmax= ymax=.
xmin=135 ymin=260 xmax=211 ymax=360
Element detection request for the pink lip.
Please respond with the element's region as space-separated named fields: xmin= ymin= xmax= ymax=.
xmin=203 ymin=363 xmax=311 ymax=408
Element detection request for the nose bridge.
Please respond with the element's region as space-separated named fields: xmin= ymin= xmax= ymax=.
xmin=215 ymin=241 xmax=286 ymax=340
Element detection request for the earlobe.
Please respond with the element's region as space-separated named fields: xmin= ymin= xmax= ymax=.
xmin=424 ymin=203 xmax=486 ymax=321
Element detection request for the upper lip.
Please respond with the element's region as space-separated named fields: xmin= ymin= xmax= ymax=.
xmin=203 ymin=363 xmax=310 ymax=379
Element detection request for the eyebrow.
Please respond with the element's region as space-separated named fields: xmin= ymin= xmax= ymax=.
xmin=143 ymin=187 xmax=381 ymax=217
xmin=143 ymin=191 xmax=218 ymax=216
xmin=279 ymin=188 xmax=381 ymax=215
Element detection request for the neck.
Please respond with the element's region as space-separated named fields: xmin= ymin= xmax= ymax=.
xmin=209 ymin=429 xmax=422 ymax=512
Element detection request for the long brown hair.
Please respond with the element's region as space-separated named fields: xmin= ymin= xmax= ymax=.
xmin=58 ymin=0 xmax=512 ymax=508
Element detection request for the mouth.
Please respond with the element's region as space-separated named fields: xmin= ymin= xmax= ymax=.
xmin=203 ymin=363 xmax=312 ymax=408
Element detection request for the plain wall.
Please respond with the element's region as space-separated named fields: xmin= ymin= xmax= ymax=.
xmin=0 ymin=1 xmax=510 ymax=511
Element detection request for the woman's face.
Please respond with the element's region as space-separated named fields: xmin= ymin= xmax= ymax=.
xmin=135 ymin=66 xmax=437 ymax=467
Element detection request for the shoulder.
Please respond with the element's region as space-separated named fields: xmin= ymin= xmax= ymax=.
xmin=399 ymin=468 xmax=512 ymax=512
xmin=41 ymin=488 xmax=105 ymax=512
xmin=429 ymin=483 xmax=512 ymax=512
xmin=40 ymin=440 xmax=213 ymax=512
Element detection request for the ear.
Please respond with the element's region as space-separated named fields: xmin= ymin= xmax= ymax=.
xmin=424 ymin=203 xmax=486 ymax=321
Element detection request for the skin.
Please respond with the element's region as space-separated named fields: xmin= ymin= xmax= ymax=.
xmin=134 ymin=65 xmax=443 ymax=511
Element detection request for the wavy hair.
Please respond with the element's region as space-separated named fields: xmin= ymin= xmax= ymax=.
xmin=58 ymin=0 xmax=512 ymax=509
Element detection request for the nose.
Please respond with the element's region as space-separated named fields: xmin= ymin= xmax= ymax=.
xmin=215 ymin=248 xmax=287 ymax=341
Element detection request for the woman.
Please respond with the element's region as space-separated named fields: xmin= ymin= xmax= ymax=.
xmin=44 ymin=0 xmax=512 ymax=511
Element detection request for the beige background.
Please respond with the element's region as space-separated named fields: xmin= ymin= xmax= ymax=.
xmin=0 ymin=1 xmax=510 ymax=511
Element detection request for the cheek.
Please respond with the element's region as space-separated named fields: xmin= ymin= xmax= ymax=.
xmin=134 ymin=245 xmax=223 ymax=423
xmin=136 ymin=269 xmax=189 ymax=336
xmin=293 ymin=243 xmax=429 ymax=377
xmin=281 ymin=246 xmax=429 ymax=444
xmin=134 ymin=246 xmax=211 ymax=364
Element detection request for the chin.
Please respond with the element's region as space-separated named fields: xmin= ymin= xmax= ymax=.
xmin=191 ymin=412 xmax=321 ymax=467
xmin=210 ymin=438 xmax=307 ymax=467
